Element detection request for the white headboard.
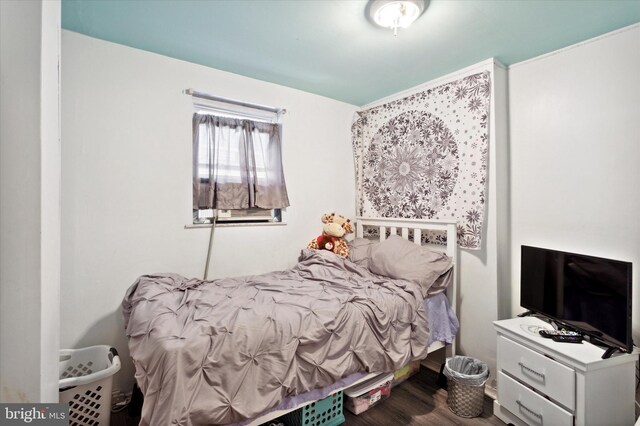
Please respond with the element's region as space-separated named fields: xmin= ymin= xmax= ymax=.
xmin=355 ymin=216 xmax=458 ymax=356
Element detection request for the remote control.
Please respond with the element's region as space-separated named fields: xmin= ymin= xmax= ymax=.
xmin=539 ymin=329 xmax=582 ymax=338
xmin=551 ymin=335 xmax=583 ymax=344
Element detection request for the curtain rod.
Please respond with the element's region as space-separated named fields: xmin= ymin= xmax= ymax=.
xmin=183 ymin=89 xmax=286 ymax=115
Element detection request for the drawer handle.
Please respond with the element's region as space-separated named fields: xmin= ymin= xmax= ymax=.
xmin=516 ymin=400 xmax=543 ymax=422
xmin=518 ymin=361 xmax=545 ymax=379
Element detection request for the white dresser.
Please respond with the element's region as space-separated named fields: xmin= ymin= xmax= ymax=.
xmin=493 ymin=317 xmax=638 ymax=426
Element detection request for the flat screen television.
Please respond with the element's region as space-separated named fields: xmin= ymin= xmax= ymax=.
xmin=520 ymin=245 xmax=633 ymax=354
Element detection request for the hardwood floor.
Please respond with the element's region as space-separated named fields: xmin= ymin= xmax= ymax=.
xmin=111 ymin=368 xmax=502 ymax=425
xmin=343 ymin=368 xmax=501 ymax=426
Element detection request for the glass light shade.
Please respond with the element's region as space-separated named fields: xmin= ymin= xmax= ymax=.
xmin=370 ymin=0 xmax=425 ymax=34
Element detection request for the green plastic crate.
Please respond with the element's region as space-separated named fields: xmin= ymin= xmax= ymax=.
xmin=283 ymin=391 xmax=345 ymax=426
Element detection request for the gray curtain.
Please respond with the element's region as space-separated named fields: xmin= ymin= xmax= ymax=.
xmin=193 ymin=113 xmax=290 ymax=210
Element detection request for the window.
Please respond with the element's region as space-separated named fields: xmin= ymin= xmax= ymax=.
xmin=191 ymin=97 xmax=289 ymax=224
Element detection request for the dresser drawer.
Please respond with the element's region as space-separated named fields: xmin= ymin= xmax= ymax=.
xmin=498 ymin=336 xmax=575 ymax=410
xmin=498 ymin=371 xmax=573 ymax=426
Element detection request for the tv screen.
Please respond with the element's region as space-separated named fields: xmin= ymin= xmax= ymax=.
xmin=520 ymin=245 xmax=633 ymax=353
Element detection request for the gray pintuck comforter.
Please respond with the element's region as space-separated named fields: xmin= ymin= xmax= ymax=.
xmin=122 ymin=249 xmax=439 ymax=425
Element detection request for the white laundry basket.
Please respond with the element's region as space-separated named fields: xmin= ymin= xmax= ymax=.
xmin=59 ymin=345 xmax=121 ymax=426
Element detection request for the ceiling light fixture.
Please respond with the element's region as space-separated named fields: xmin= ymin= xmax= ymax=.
xmin=368 ymin=0 xmax=427 ymax=36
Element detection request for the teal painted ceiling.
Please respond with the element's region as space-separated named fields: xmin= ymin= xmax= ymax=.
xmin=62 ymin=0 xmax=640 ymax=106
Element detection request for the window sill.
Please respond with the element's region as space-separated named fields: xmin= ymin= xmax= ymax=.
xmin=185 ymin=222 xmax=287 ymax=229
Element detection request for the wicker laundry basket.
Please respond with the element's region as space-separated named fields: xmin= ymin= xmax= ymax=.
xmin=443 ymin=356 xmax=489 ymax=418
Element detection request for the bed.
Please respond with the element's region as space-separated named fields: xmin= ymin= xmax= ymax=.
xmin=122 ymin=217 xmax=459 ymax=426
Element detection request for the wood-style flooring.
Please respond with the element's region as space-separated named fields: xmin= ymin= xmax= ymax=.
xmin=111 ymin=368 xmax=502 ymax=425
xmin=343 ymin=368 xmax=501 ymax=426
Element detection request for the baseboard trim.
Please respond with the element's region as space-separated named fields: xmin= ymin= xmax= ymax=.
xmin=484 ymin=384 xmax=497 ymax=400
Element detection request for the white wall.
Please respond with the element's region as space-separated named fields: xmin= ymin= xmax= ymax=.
xmin=509 ymin=25 xmax=640 ymax=343
xmin=361 ymin=59 xmax=510 ymax=390
xmin=0 ymin=0 xmax=61 ymax=403
xmin=448 ymin=63 xmax=509 ymax=391
xmin=61 ymin=31 xmax=358 ymax=392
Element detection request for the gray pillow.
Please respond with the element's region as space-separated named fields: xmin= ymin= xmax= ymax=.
xmin=347 ymin=238 xmax=377 ymax=270
xmin=369 ymin=235 xmax=452 ymax=295
xmin=427 ymin=268 xmax=452 ymax=297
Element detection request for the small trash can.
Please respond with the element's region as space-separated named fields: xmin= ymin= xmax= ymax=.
xmin=59 ymin=345 xmax=121 ymax=426
xmin=443 ymin=356 xmax=489 ymax=418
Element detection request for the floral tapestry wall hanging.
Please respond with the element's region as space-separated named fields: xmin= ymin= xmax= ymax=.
xmin=352 ymin=71 xmax=491 ymax=249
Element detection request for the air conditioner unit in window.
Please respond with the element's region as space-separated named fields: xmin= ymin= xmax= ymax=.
xmin=216 ymin=208 xmax=276 ymax=222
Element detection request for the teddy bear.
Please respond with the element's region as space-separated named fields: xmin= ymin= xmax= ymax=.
xmin=307 ymin=213 xmax=354 ymax=257
xmin=314 ymin=234 xmax=336 ymax=252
